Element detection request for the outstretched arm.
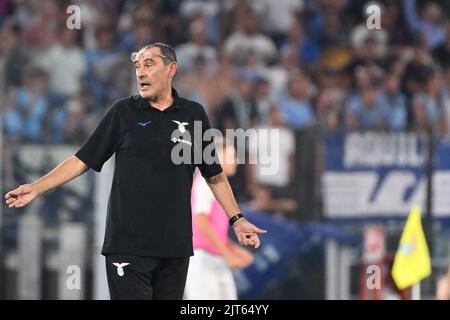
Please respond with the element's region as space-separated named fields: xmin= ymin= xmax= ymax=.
xmin=403 ymin=0 xmax=422 ymax=32
xmin=5 ymin=155 xmax=89 ymax=208
xmin=206 ymin=172 xmax=267 ymax=248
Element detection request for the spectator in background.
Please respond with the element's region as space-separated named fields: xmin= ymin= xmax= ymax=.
xmin=177 ymin=55 xmax=212 ymax=110
xmin=22 ymin=0 xmax=59 ymax=47
xmin=248 ymin=107 xmax=297 ymax=216
xmin=403 ymin=0 xmax=445 ymax=50
xmin=413 ymin=70 xmax=449 ymax=136
xmin=76 ymin=0 xmax=100 ymax=50
xmin=254 ymin=77 xmax=274 ymax=126
xmin=85 ymin=27 xmax=122 ymax=105
xmin=180 ymin=0 xmax=220 ymax=44
xmin=176 ymin=51 xmax=234 ymax=117
xmin=72 ymin=89 xmax=99 ymax=144
xmin=175 ymin=17 xmax=217 ymax=75
xmin=33 ymin=28 xmax=87 ymax=98
xmin=0 ymin=0 xmax=7 ymax=26
xmin=346 ymin=82 xmax=386 ymax=131
xmin=50 ymin=89 xmax=99 ymax=145
xmin=117 ymin=17 xmax=155 ymax=96
xmin=279 ymin=71 xmax=315 ymax=130
xmin=215 ymin=73 xmax=258 ymax=132
xmin=317 ymin=10 xmax=349 ymax=50
xmin=0 ymin=20 xmax=27 ymax=89
xmin=380 ymin=0 xmax=410 ymax=46
xmin=353 ymin=64 xmax=384 ymax=91
xmin=351 ymin=25 xmax=387 ymax=63
xmin=104 ymin=59 xmax=134 ymax=103
xmin=346 ymin=35 xmax=383 ymax=89
xmin=8 ymin=0 xmax=32 ymax=31
xmin=257 ymin=0 xmax=305 ymax=48
xmin=315 ymin=68 xmax=347 ymax=132
xmin=263 ymin=46 xmax=300 ymax=100
xmin=123 ymin=0 xmax=158 ymax=27
xmin=174 ymin=55 xmax=207 ymax=107
xmin=316 ymin=68 xmax=347 ymax=120
xmin=443 ymin=67 xmax=450 ymax=138
xmin=12 ymin=68 xmax=50 ymax=142
xmin=224 ymin=5 xmax=276 ymax=66
xmin=279 ymin=18 xmax=320 ymax=71
xmin=400 ymin=35 xmax=435 ymax=100
xmin=432 ymin=23 xmax=450 ymax=70
xmin=119 ymin=18 xmax=154 ymax=54
xmin=379 ymin=73 xmax=408 ymax=131
xmin=249 ymin=106 xmax=295 ymax=193
xmin=206 ymin=53 xmax=235 ymax=110
xmin=315 ymin=88 xmax=343 ymax=132
xmin=2 ymin=88 xmax=22 ymax=141
xmin=185 ymin=138 xmax=253 ymax=300
xmin=214 ymin=73 xmax=258 ymax=204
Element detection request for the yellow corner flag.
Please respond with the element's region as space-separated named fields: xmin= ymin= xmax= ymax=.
xmin=392 ymin=205 xmax=431 ymax=290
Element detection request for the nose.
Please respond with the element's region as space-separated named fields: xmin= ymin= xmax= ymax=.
xmin=136 ymin=68 xmax=146 ymax=78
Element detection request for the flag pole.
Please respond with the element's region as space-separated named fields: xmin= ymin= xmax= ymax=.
xmin=411 ymin=282 xmax=421 ymax=300
xmin=424 ymin=125 xmax=434 ymax=256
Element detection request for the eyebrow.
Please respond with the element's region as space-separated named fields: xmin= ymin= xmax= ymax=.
xmin=134 ymin=58 xmax=155 ymax=65
xmin=132 ymin=53 xmax=172 ymax=64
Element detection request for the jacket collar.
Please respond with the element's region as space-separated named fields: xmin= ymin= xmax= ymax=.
xmin=139 ymin=87 xmax=181 ymax=112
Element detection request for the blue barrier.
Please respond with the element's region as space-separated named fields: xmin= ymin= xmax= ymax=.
xmin=235 ymin=211 xmax=359 ymax=298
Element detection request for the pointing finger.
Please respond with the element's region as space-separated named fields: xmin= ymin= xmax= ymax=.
xmin=252 ymin=226 xmax=267 ymax=234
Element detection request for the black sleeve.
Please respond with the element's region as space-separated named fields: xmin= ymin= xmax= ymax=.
xmin=75 ymin=100 xmax=122 ymax=172
xmin=196 ymin=104 xmax=223 ymax=178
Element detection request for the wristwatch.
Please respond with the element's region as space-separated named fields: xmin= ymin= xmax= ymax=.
xmin=229 ymin=213 xmax=244 ymax=226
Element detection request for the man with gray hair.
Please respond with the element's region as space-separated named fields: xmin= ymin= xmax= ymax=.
xmin=5 ymin=42 xmax=267 ymax=300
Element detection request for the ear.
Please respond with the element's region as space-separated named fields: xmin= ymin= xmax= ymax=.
xmin=167 ymin=61 xmax=177 ymax=79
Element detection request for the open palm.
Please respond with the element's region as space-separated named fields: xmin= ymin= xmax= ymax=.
xmin=5 ymin=184 xmax=39 ymax=208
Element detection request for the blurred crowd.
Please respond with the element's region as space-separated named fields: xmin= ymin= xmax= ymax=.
xmin=1 ymin=0 xmax=450 ymax=214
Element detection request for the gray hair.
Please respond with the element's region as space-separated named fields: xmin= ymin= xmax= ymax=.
xmin=131 ymin=42 xmax=177 ymax=65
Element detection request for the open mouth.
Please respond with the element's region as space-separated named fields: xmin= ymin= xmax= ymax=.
xmin=139 ymin=81 xmax=151 ymax=90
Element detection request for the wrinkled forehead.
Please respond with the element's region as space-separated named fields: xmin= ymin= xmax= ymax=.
xmin=131 ymin=47 xmax=160 ymax=63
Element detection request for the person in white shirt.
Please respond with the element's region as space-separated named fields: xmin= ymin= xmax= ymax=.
xmin=32 ymin=28 xmax=87 ymax=97
xmin=185 ymin=138 xmax=254 ymax=300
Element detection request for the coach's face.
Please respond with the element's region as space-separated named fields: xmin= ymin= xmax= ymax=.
xmin=133 ymin=47 xmax=177 ymax=100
